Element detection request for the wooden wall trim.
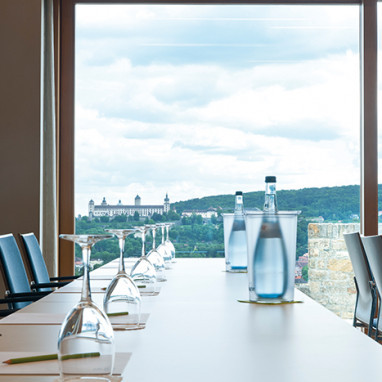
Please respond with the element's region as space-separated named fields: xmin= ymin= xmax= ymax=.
xmin=58 ymin=0 xmax=75 ymax=275
xmin=360 ymin=0 xmax=378 ymax=236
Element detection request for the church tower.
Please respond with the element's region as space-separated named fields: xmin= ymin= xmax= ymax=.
xmin=164 ymin=193 xmax=170 ymax=213
xmin=135 ymin=195 xmax=141 ymax=206
xmin=88 ymin=199 xmax=95 ymax=220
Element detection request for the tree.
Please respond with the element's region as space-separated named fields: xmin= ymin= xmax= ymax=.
xmin=302 ymin=266 xmax=309 ymax=282
xmin=167 ymin=210 xmax=181 ymax=221
xmin=152 ymin=212 xmax=163 ymax=222
xmin=113 ymin=214 xmax=127 ymax=223
xmin=134 ymin=211 xmax=140 ymax=221
xmin=100 ymin=215 xmax=110 ymax=223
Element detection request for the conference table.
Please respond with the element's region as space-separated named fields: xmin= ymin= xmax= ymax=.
xmin=0 ymin=258 xmax=382 ymax=381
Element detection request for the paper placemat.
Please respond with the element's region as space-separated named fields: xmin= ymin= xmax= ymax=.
xmin=99 ymin=284 xmax=161 ymax=295
xmin=77 ymin=274 xmax=117 ymax=280
xmin=0 ymin=312 xmax=150 ymax=326
xmin=55 ymin=286 xmax=107 ymax=294
xmin=89 ymin=275 xmax=116 ymax=280
xmin=0 ymin=352 xmax=130 ymax=375
xmin=0 ymin=313 xmax=66 ymax=325
xmin=109 ymin=312 xmax=149 ymax=328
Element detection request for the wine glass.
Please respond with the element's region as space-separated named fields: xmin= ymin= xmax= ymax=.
xmin=145 ymin=224 xmax=167 ymax=282
xmin=165 ymin=223 xmax=176 ymax=263
xmin=58 ymin=234 xmax=115 ymax=382
xmin=156 ymin=223 xmax=172 ymax=268
xmin=130 ymin=226 xmax=157 ymax=292
xmin=103 ymin=229 xmax=142 ymax=330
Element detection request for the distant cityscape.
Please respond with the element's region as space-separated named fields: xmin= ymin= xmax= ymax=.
xmin=88 ymin=194 xmax=171 ymax=220
xmin=87 ymin=193 xmax=219 ymax=221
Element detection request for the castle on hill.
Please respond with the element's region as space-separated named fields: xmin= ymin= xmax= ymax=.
xmin=88 ymin=194 xmax=170 ymax=219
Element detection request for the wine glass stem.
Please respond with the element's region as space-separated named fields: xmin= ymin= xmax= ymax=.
xmin=152 ymin=229 xmax=156 ymax=249
xmin=118 ymin=237 xmax=125 ymax=273
xmin=161 ymin=226 xmax=165 ymax=244
xmin=81 ymin=246 xmax=92 ymax=302
xmin=166 ymin=226 xmax=169 ymax=241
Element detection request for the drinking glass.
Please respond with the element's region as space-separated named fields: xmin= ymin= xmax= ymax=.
xmin=130 ymin=226 xmax=157 ymax=292
xmin=156 ymin=223 xmax=172 ymax=267
xmin=165 ymin=223 xmax=176 ymax=263
xmin=146 ymin=224 xmax=167 ymax=282
xmin=58 ymin=234 xmax=115 ymax=382
xmin=103 ymin=229 xmax=142 ymax=330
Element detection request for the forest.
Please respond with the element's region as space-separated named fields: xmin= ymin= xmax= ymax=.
xmin=76 ymin=184 xmax=366 ymax=269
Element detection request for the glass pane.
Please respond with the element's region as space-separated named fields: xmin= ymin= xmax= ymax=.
xmin=74 ymin=4 xmax=360 ymax=300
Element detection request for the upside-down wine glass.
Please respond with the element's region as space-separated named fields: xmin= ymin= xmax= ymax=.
xmin=146 ymin=224 xmax=167 ymax=282
xmin=165 ymin=223 xmax=176 ymax=263
xmin=58 ymin=234 xmax=115 ymax=382
xmin=130 ymin=226 xmax=157 ymax=293
xmin=103 ymin=229 xmax=142 ymax=330
xmin=156 ymin=223 xmax=172 ymax=268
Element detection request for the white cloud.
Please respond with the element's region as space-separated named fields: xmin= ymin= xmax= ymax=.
xmin=74 ymin=5 xmax=361 ymax=215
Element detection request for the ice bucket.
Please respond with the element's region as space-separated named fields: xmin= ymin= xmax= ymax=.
xmin=222 ymin=213 xmax=247 ymax=272
xmin=245 ymin=211 xmax=300 ymax=302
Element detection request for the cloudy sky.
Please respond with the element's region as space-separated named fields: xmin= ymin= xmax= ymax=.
xmin=74 ymin=4 xmax=378 ymax=216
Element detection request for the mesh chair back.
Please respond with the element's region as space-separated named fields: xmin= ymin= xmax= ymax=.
xmin=361 ymin=235 xmax=382 ymax=332
xmin=344 ymin=232 xmax=374 ymax=326
xmin=0 ymin=234 xmax=32 ymax=309
xmin=20 ymin=233 xmax=52 ymax=292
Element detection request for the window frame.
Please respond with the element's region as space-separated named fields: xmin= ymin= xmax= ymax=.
xmin=58 ymin=0 xmax=377 ymax=274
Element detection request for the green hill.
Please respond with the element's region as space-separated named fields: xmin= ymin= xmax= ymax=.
xmin=172 ymin=184 xmax=362 ymax=222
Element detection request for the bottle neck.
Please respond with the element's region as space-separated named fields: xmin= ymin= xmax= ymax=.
xmin=234 ymin=195 xmax=244 ymax=214
xmin=264 ymin=182 xmax=277 ymax=212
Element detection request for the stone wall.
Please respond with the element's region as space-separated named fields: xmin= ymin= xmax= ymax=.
xmin=298 ymin=223 xmax=360 ymax=319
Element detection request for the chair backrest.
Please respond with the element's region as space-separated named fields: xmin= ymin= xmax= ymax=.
xmin=0 ymin=234 xmax=32 ymax=309
xmin=361 ymin=235 xmax=382 ymax=331
xmin=20 ymin=233 xmax=52 ymax=292
xmin=344 ymin=232 xmax=374 ymax=325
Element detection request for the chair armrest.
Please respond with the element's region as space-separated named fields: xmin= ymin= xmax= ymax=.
xmin=32 ymin=281 xmax=69 ymax=289
xmin=0 ymin=296 xmax=42 ymax=305
xmin=50 ymin=275 xmax=80 ymax=281
xmin=0 ymin=309 xmax=18 ymax=317
xmin=5 ymin=291 xmax=50 ymax=299
xmin=0 ymin=309 xmax=20 ymax=317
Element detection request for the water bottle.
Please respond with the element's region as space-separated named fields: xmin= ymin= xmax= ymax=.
xmin=227 ymin=191 xmax=247 ymax=271
xmin=253 ymin=176 xmax=287 ymax=298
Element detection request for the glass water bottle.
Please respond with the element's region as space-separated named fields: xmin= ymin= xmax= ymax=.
xmin=253 ymin=176 xmax=287 ymax=298
xmin=227 ymin=191 xmax=247 ymax=271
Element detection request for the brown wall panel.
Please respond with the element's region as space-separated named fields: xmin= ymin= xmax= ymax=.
xmin=0 ymin=1 xmax=41 ymax=238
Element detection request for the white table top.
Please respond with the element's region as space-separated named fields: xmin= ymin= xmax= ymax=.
xmin=0 ymin=258 xmax=381 ymax=381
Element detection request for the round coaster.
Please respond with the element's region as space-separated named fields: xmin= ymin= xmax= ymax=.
xmin=238 ymin=299 xmax=303 ymax=305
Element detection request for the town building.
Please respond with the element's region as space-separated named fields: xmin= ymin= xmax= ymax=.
xmin=88 ymin=194 xmax=170 ymax=219
xmin=181 ymin=207 xmax=218 ymax=219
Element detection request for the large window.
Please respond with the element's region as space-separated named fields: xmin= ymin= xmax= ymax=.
xmin=73 ymin=4 xmax=360 ymax=271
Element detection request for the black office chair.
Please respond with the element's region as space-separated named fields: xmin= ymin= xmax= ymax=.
xmin=0 ymin=234 xmax=50 ymax=316
xmin=361 ymin=235 xmax=382 ymax=341
xmin=343 ymin=232 xmax=376 ymax=335
xmin=19 ymin=233 xmax=80 ymax=292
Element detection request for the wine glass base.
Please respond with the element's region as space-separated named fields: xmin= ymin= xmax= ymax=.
xmin=112 ymin=322 xmax=146 ymax=331
xmin=57 ymin=376 xmax=119 ymax=382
